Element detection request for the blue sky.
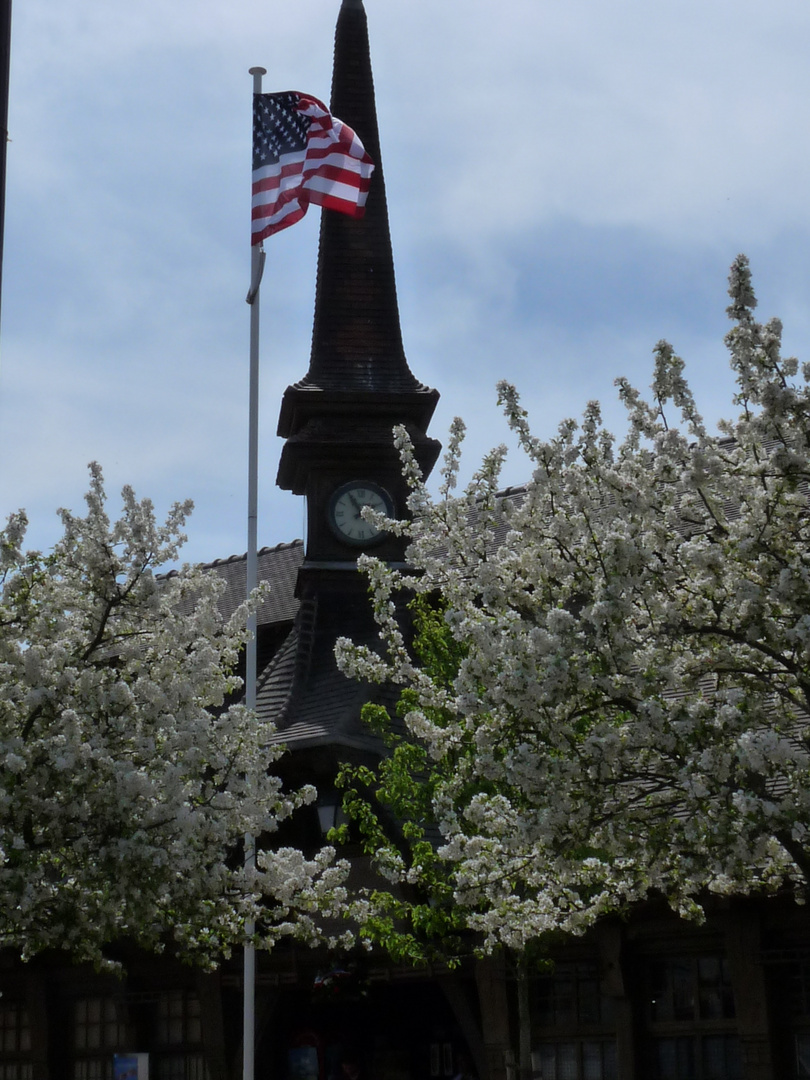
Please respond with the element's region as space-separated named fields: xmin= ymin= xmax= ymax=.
xmin=3 ymin=0 xmax=810 ymax=566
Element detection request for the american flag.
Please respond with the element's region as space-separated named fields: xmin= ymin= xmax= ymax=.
xmin=251 ymin=92 xmax=375 ymax=244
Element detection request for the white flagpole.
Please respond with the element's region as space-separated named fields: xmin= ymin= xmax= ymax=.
xmin=244 ymin=63 xmax=267 ymax=1080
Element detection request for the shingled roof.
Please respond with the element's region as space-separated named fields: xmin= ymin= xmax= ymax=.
xmin=255 ymin=618 xmax=388 ymax=754
xmin=201 ymin=540 xmax=303 ymax=626
xmin=183 ymin=539 xmax=381 ymax=753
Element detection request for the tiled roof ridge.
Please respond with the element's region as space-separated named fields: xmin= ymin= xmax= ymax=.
xmin=204 ymin=538 xmax=304 ymax=570
xmin=159 ymin=538 xmax=304 ymax=579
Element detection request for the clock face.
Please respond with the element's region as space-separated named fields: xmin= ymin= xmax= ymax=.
xmin=328 ymin=481 xmax=394 ymax=545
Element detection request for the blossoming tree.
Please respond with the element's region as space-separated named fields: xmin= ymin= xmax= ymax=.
xmin=337 ymin=255 xmax=810 ymax=951
xmin=0 ymin=466 xmax=343 ymax=966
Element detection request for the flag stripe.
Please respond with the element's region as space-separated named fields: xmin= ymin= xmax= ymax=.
xmin=252 ymin=157 xmax=371 ymax=198
xmin=251 ymin=91 xmax=374 ymax=244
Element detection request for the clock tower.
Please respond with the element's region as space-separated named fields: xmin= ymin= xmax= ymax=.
xmin=276 ymin=0 xmax=441 ymax=577
xmin=261 ymin=0 xmax=440 ymax=777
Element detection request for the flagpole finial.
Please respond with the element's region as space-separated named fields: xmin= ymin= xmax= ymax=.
xmin=249 ymin=66 xmax=266 ymax=95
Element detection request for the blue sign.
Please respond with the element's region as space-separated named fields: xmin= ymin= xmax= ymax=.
xmin=113 ymin=1054 xmax=148 ymax=1079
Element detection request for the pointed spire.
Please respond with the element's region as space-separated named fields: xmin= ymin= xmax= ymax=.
xmin=278 ymin=0 xmax=438 ymax=440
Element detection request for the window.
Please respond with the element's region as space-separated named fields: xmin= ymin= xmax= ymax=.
xmin=532 ymin=963 xmax=617 ymax=1080
xmin=154 ymin=992 xmax=208 ymax=1080
xmin=157 ymin=992 xmax=202 ymax=1047
xmin=154 ymin=1056 xmax=208 ymax=1080
xmin=650 ymin=958 xmax=735 ymax=1024
xmin=535 ymin=963 xmax=614 ymax=1029
xmin=0 ymin=1000 xmax=32 ymax=1080
xmin=73 ymin=997 xmax=126 ymax=1080
xmin=532 ymin=1041 xmax=617 ymax=1079
xmin=649 ymin=1035 xmax=742 ymax=1080
xmin=646 ymin=958 xmax=741 ymax=1080
xmin=74 ymin=1064 xmax=110 ymax=1080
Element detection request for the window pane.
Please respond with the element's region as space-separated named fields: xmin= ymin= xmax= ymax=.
xmin=536 ymin=986 xmax=554 ymax=1029
xmin=187 ymin=1056 xmax=208 ymax=1080
xmin=650 ymin=960 xmax=695 ymax=1022
xmin=6 ymin=1067 xmax=33 ymax=1080
xmin=653 ymin=1037 xmax=696 ymax=1080
xmin=556 ymin=980 xmax=576 ymax=1025
xmin=535 ymin=963 xmax=612 ymax=1028
xmin=558 ymin=1044 xmax=577 ymax=1080
xmin=603 ymin=1042 xmax=617 ymax=1080
xmin=582 ymin=1042 xmax=602 ymax=1080
xmin=698 ymin=958 xmax=735 ymax=1021
xmin=578 ymin=981 xmax=600 ymax=1025
xmin=156 ymin=992 xmax=203 ymax=1048
xmin=74 ymin=1062 xmax=109 ymax=1080
xmin=533 ymin=1046 xmax=555 ymax=1079
xmin=154 ymin=1055 xmax=209 ymax=1080
xmin=703 ymin=1037 xmax=724 ymax=1077
xmin=532 ymin=1042 xmax=616 ymax=1080
xmin=702 ymin=1036 xmax=742 ymax=1080
xmin=698 ymin=958 xmax=719 ymax=983
xmin=671 ymin=963 xmax=695 ymax=1022
xmin=74 ymin=997 xmax=123 ymax=1053
xmin=655 ymin=1038 xmax=676 ymax=1079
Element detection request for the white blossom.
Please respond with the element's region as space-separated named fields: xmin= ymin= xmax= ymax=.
xmin=338 ymin=256 xmax=810 ymax=949
xmin=0 ymin=466 xmax=344 ymax=966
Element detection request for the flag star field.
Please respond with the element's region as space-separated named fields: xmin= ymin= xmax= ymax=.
xmin=253 ymin=94 xmax=309 ymax=167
